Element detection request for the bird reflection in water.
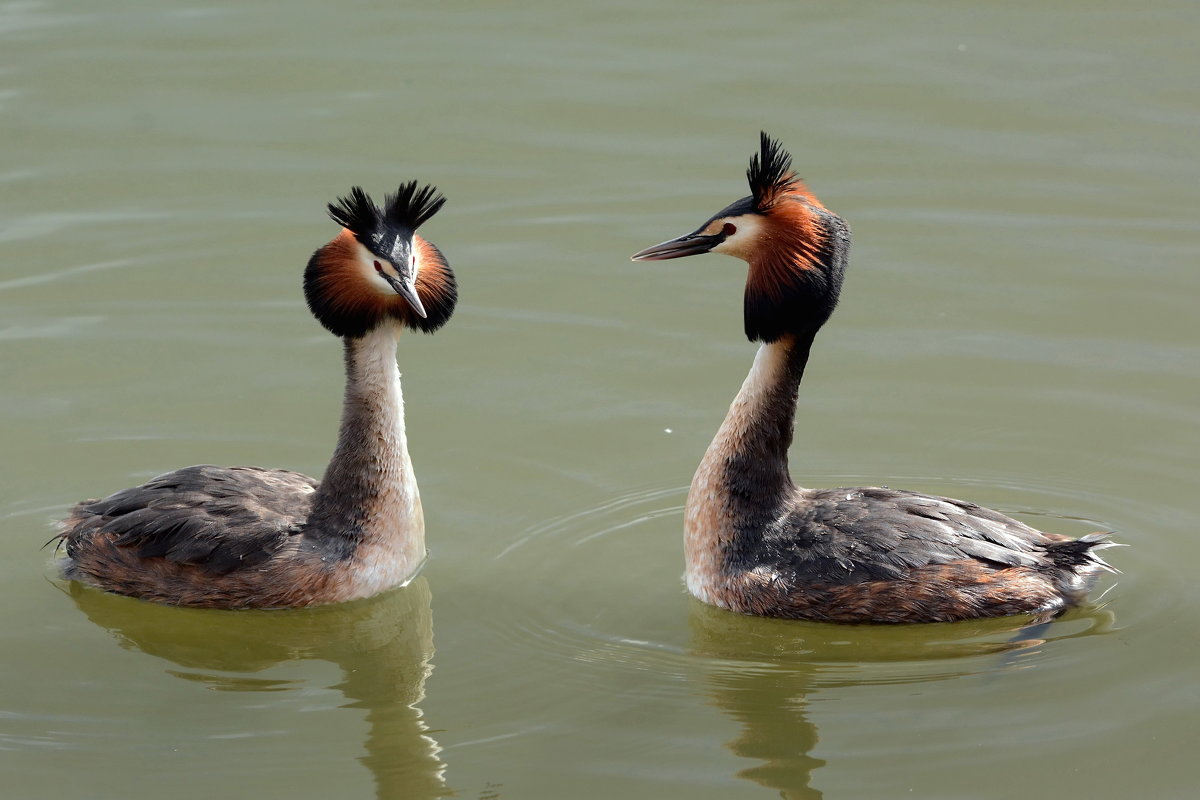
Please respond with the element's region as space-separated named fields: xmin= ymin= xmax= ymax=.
xmin=64 ymin=578 xmax=449 ymax=799
xmin=687 ymin=599 xmax=1115 ymax=799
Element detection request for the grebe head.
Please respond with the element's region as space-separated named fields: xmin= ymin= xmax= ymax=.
xmin=632 ymin=132 xmax=850 ymax=343
xmin=304 ymin=181 xmax=457 ymax=338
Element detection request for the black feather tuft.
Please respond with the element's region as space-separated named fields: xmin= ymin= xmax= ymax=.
xmin=747 ymin=131 xmax=797 ymax=211
xmin=1044 ymin=532 xmax=1120 ymax=571
xmin=327 ymin=186 xmax=382 ymax=238
xmin=384 ymin=181 xmax=447 ymax=231
xmin=326 ymin=181 xmax=446 ymax=239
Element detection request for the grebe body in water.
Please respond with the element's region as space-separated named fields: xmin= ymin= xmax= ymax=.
xmin=57 ymin=182 xmax=456 ymax=608
xmin=632 ymin=134 xmax=1117 ymax=623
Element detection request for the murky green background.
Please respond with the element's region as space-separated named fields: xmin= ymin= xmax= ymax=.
xmin=3 ymin=2 xmax=1198 ymax=798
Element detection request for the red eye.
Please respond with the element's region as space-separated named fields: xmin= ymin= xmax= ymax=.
xmin=722 ymin=222 xmax=737 ymax=236
xmin=373 ymin=260 xmax=384 ymax=272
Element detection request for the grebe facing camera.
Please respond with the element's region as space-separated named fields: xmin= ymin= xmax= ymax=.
xmin=57 ymin=182 xmax=456 ymax=608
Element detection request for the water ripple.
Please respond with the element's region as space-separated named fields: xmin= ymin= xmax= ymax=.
xmin=491 ymin=478 xmax=1124 ymax=696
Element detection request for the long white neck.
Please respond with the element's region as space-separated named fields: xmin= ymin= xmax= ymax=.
xmin=306 ymin=324 xmax=425 ymax=598
xmin=684 ymin=334 xmax=811 ymax=600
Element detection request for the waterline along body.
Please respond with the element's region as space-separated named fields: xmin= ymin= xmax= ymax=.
xmin=632 ymin=133 xmax=1118 ymax=623
xmin=57 ymin=182 xmax=456 ymax=608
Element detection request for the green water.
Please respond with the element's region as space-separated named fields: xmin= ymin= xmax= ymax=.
xmin=2 ymin=2 xmax=1198 ymax=798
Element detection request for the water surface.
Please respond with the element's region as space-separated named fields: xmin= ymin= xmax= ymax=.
xmin=2 ymin=1 xmax=1198 ymax=798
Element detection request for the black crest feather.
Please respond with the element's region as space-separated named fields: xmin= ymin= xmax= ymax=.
xmin=747 ymin=132 xmax=798 ymax=211
xmin=385 ymin=181 xmax=446 ymax=230
xmin=327 ymin=186 xmax=380 ymax=237
xmin=327 ymin=181 xmax=446 ymax=236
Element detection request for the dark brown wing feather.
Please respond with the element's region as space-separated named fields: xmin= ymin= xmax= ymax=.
xmin=62 ymin=465 xmax=318 ymax=575
xmin=756 ymin=487 xmax=1058 ymax=584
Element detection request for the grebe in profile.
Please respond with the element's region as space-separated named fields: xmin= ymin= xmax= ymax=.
xmin=57 ymin=182 xmax=456 ymax=608
xmin=632 ymin=133 xmax=1117 ymax=623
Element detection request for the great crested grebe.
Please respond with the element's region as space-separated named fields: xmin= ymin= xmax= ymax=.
xmin=632 ymin=133 xmax=1118 ymax=623
xmin=56 ymin=181 xmax=456 ymax=609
